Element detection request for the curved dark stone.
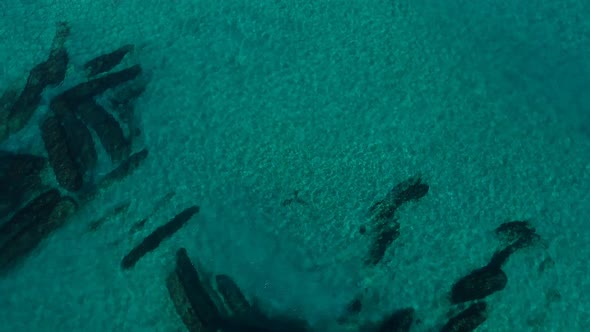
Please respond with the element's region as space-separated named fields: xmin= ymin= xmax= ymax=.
xmin=495 ymin=220 xmax=541 ymax=249
xmin=40 ymin=116 xmax=83 ymax=192
xmin=369 ymin=176 xmax=429 ymax=221
xmin=215 ymin=274 xmax=252 ymax=316
xmin=84 ymin=44 xmax=135 ymax=77
xmin=377 ymin=307 xmax=415 ymax=332
xmin=441 ymin=302 xmax=487 ymax=332
xmin=74 ymin=100 xmax=130 ymax=163
xmin=121 ymin=205 xmax=199 ymax=269
xmin=450 ymin=263 xmax=507 ymax=304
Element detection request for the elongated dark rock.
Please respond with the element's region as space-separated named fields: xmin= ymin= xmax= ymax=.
xmin=377 ymin=307 xmax=415 ymax=332
xmin=0 ymin=189 xmax=61 ymax=247
xmin=215 ymin=274 xmax=252 ymax=316
xmin=6 ymin=22 xmax=70 ymax=135
xmin=0 ymin=195 xmax=76 ymax=272
xmin=166 ymin=270 xmax=205 ymax=332
xmin=40 ymin=116 xmax=83 ymax=192
xmin=365 ymin=221 xmax=400 ymax=266
xmin=75 ymin=100 xmax=130 ymax=162
xmin=441 ymin=302 xmax=487 ymax=332
xmin=51 ymin=65 xmax=142 ymax=107
xmin=175 ymin=248 xmax=222 ymax=329
xmin=84 ymin=44 xmax=134 ymax=77
xmin=369 ymin=176 xmax=429 ymax=221
xmin=59 ymin=111 xmax=98 ymax=175
xmin=121 ymin=206 xmax=199 ymax=269
xmin=100 ymin=148 xmax=148 ymax=185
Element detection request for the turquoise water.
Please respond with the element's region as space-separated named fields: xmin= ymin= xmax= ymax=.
xmin=1 ymin=0 xmax=589 ymax=331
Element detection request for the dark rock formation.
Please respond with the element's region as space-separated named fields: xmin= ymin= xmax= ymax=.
xmin=40 ymin=116 xmax=83 ymax=192
xmin=365 ymin=176 xmax=429 ymax=265
xmin=121 ymin=205 xmax=199 ymax=269
xmin=494 ymin=220 xmax=541 ymax=249
xmin=166 ymin=269 xmax=207 ymax=332
xmin=74 ymin=99 xmax=130 ymax=162
xmin=441 ymin=302 xmax=487 ymax=332
xmin=0 ymin=189 xmax=61 ymax=246
xmin=5 ymin=22 xmax=70 ymax=137
xmin=51 ymin=65 xmax=142 ymax=110
xmin=369 ymin=176 xmax=429 ymax=221
xmin=84 ymin=44 xmax=135 ymax=77
xmin=99 ymin=148 xmax=148 ymax=186
xmin=450 ymin=261 xmax=507 ymax=304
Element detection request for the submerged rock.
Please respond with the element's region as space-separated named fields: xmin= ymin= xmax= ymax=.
xmin=364 ymin=176 xmax=429 ymax=266
xmin=369 ymin=176 xmax=429 ymax=221
xmin=441 ymin=302 xmax=487 ymax=332
xmin=166 ymin=270 xmax=206 ymax=332
xmin=40 ymin=116 xmax=83 ymax=192
xmin=0 ymin=192 xmax=76 ymax=272
xmin=5 ymin=22 xmax=70 ymax=136
xmin=0 ymin=189 xmax=61 ymax=247
xmin=121 ymin=205 xmax=199 ymax=269
xmin=51 ymin=65 xmax=142 ymax=108
xmin=84 ymin=44 xmax=135 ymax=78
xmin=494 ymin=220 xmax=541 ymax=249
xmin=100 ymin=148 xmax=148 ymax=185
xmin=174 ymin=248 xmax=223 ymax=330
xmin=74 ymin=99 xmax=130 ymax=163
xmin=450 ymin=260 xmax=507 ymax=304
